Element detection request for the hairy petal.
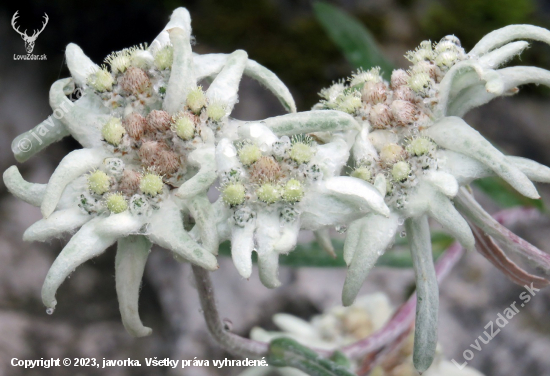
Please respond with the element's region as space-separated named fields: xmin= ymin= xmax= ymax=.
xmin=244 ymin=59 xmax=297 ymax=113
xmin=265 ymin=111 xmax=360 ymax=135
xmin=192 ymin=53 xmax=296 ymax=113
xmin=314 ymin=228 xmax=336 ymax=258
xmin=274 ymin=219 xmax=301 ymax=254
xmin=149 ymin=7 xmax=191 ymax=54
xmin=470 ymin=24 xmax=550 ymax=56
xmin=507 ymin=156 xmax=550 ymax=183
xmin=115 ymin=235 xmax=153 ymax=337
xmin=42 ymin=215 xmax=141 ymax=310
xmin=184 ymin=193 xmax=219 ymax=255
xmin=206 ymin=50 xmax=248 ymax=112
xmin=406 ymin=215 xmax=438 ymax=373
xmin=24 ymin=208 xmax=91 ymax=242
xmin=450 ymin=66 xmax=550 ymax=116
xmin=66 ymin=43 xmax=99 ymax=86
xmin=255 ymin=210 xmax=281 ymax=288
xmin=343 ymin=219 xmax=363 ymax=266
xmin=427 ymin=190 xmax=475 ymax=251
xmin=49 ymin=79 xmax=110 ymax=148
xmin=176 ymin=147 xmax=217 ymax=199
xmin=148 ymin=199 xmax=218 ymax=271
xmin=325 ymin=176 xmax=390 ymax=217
xmin=455 ymin=188 xmax=550 ymax=275
xmin=11 ymin=115 xmax=70 ymax=163
xmin=342 ymin=213 xmax=399 ymax=306
xmin=41 ymin=148 xmax=107 ymax=218
xmin=472 ymin=226 xmax=549 ymax=289
xmin=310 ymin=137 xmax=350 ymax=178
xmin=215 ymin=138 xmax=241 ymax=174
xmin=231 ymin=219 xmax=256 ymax=279
xmin=425 ymin=116 xmax=539 ymax=199
xmin=237 ymin=123 xmax=279 ymax=152
xmin=300 ymin=190 xmax=368 ymax=230
xmin=3 ymin=166 xmax=47 ymax=206
xmin=477 ymin=41 xmax=529 ymax=68
xmin=163 ymin=27 xmax=195 ymax=114
xmin=422 ymin=170 xmax=459 ymax=197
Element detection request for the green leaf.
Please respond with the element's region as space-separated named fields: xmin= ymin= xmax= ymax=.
xmin=329 ymin=351 xmax=352 ymax=369
xmin=313 ymin=1 xmax=394 ymax=79
xmin=474 ymin=176 xmax=544 ymax=210
xmin=267 ymin=337 xmax=355 ymax=376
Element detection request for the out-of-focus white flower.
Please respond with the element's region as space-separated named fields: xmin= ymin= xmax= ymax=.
xmin=238 ymin=294 xmax=484 ymax=376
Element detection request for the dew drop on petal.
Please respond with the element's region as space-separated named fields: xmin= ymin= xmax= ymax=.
xmin=400 ymin=231 xmax=407 ymax=238
xmin=46 ymin=308 xmax=54 ymax=315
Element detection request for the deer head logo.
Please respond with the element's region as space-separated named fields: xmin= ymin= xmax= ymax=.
xmin=11 ymin=11 xmax=49 ymax=54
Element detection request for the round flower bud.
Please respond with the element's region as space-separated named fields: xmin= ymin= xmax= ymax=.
xmin=88 ymin=170 xmax=110 ymax=195
xmin=222 ymin=183 xmax=246 ymax=206
xmin=122 ymin=113 xmax=147 ymax=139
xmin=139 ymin=173 xmax=164 ymax=196
xmin=349 ymin=67 xmax=382 ymax=87
xmin=380 ymin=143 xmax=404 ymax=165
xmin=336 ymin=94 xmax=362 ymax=114
xmin=362 ymin=82 xmax=387 ymax=104
xmin=157 ymin=150 xmax=180 ymax=175
xmin=146 ymin=110 xmax=172 ymax=132
xmin=119 ymin=169 xmax=141 ymax=195
xmin=289 ymin=142 xmax=315 ymax=164
xmin=120 ymin=67 xmax=151 ymax=95
xmin=172 ymin=114 xmax=196 ymax=140
xmin=104 ymin=158 xmax=125 ymax=177
xmin=390 ymin=69 xmax=409 ymax=89
xmin=392 ymin=161 xmax=411 ymax=182
xmin=257 ymin=183 xmax=280 ymax=204
xmin=105 ymin=49 xmax=131 ymax=74
xmin=238 ymin=144 xmax=262 ymax=166
xmin=391 ymin=100 xmax=416 ymax=126
xmin=407 ymin=72 xmax=432 ymax=94
xmin=408 ymin=41 xmax=434 ymax=63
xmin=369 ymin=103 xmax=393 ymax=129
xmin=87 ymin=67 xmax=113 ymax=92
xmin=106 ymin=193 xmax=128 ymax=214
xmin=351 ymin=167 xmax=372 ymax=181
xmin=187 ymin=87 xmax=207 ymax=113
xmin=282 ymin=179 xmax=304 ymax=203
xmin=413 ymin=61 xmax=438 ymax=80
xmin=154 ymin=45 xmax=174 ymax=70
xmin=130 ymin=49 xmax=153 ymax=70
xmin=435 ymin=50 xmax=458 ymax=69
xmin=129 ymin=194 xmax=151 ymax=216
xmin=102 ymin=118 xmax=125 ymax=146
xmin=407 ymin=137 xmax=434 ymax=156
xmin=249 ymin=156 xmax=281 ymax=182
xmin=393 ymin=85 xmax=415 ymax=102
xmin=207 ymin=102 xmax=227 ymax=122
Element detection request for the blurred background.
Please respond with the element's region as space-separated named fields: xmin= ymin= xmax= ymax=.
xmin=1 ymin=0 xmax=550 ymax=375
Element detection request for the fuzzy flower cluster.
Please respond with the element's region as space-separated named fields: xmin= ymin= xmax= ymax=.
xmin=312 ymin=27 xmax=550 ymax=372
xmin=4 ymin=7 xmax=550 ymax=374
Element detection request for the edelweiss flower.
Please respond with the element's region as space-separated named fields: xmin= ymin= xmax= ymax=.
xmin=239 ymin=294 xmax=484 ymax=376
xmin=3 ymin=7 xmax=299 ymax=337
xmin=315 ymin=26 xmax=550 ymax=371
xmin=211 ymin=122 xmax=388 ymax=288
